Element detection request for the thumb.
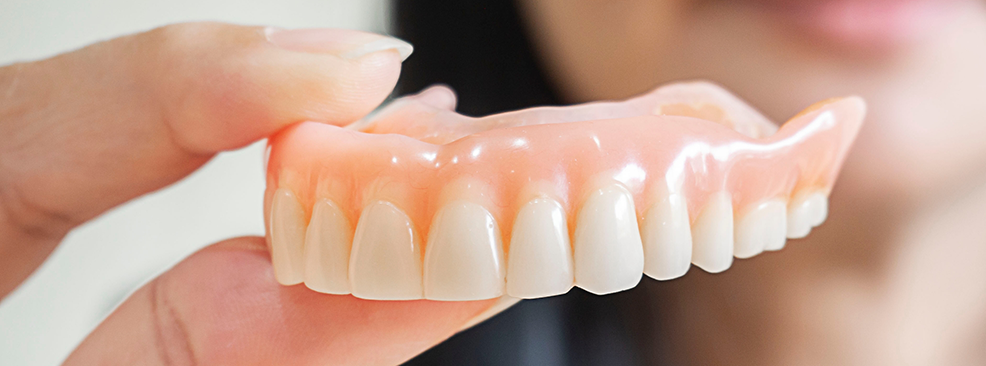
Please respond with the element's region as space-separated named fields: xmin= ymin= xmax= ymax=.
xmin=0 ymin=22 xmax=408 ymax=298
xmin=146 ymin=23 xmax=413 ymax=152
xmin=64 ymin=237 xmax=517 ymax=365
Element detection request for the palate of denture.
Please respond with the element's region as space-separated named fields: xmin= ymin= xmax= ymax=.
xmin=264 ymin=81 xmax=866 ymax=300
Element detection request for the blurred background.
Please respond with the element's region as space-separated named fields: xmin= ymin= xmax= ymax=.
xmin=3 ymin=0 xmax=986 ymax=365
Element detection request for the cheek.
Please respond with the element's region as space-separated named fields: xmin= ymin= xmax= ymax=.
xmin=836 ymin=102 xmax=986 ymax=204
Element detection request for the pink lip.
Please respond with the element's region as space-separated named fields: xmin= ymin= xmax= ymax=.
xmin=757 ymin=0 xmax=960 ymax=49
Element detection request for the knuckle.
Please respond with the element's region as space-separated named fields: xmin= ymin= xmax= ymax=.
xmin=149 ymin=22 xmax=222 ymax=52
xmin=150 ymin=277 xmax=198 ymax=366
xmin=0 ymin=175 xmax=76 ymax=240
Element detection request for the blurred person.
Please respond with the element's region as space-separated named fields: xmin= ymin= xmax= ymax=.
xmin=1 ymin=0 xmax=984 ymax=365
xmin=397 ymin=0 xmax=986 ymax=365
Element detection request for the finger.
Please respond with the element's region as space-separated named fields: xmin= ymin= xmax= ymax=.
xmin=408 ymin=84 xmax=458 ymax=111
xmin=0 ymin=22 xmax=410 ymax=297
xmin=64 ymin=237 xmax=514 ymax=365
xmin=150 ymin=24 xmax=412 ymax=152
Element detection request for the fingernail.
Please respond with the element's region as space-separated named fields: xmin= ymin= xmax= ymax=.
xmin=265 ymin=27 xmax=413 ymax=61
xmin=340 ymin=37 xmax=414 ymax=61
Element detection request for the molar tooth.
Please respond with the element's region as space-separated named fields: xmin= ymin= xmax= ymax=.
xmin=303 ymin=199 xmax=352 ymax=294
xmin=641 ymin=193 xmax=692 ymax=281
xmin=424 ymin=201 xmax=506 ymax=301
xmin=806 ymin=193 xmax=829 ymax=227
xmin=506 ymin=198 xmax=574 ymax=299
xmin=573 ymin=184 xmax=644 ymax=295
xmin=270 ymin=188 xmax=306 ymax=285
xmin=734 ymin=200 xmax=787 ymax=258
xmin=691 ymin=192 xmax=734 ymax=273
xmin=786 ymin=192 xmax=826 ymax=239
xmin=349 ymin=201 xmax=423 ymax=300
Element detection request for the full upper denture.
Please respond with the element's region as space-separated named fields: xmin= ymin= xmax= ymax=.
xmin=264 ymin=81 xmax=866 ymax=301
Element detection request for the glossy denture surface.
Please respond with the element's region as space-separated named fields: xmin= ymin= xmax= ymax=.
xmin=265 ymin=82 xmax=865 ymax=301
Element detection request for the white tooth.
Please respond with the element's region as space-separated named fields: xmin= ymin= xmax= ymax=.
xmin=270 ymin=188 xmax=306 ymax=285
xmin=506 ymin=198 xmax=574 ymax=299
xmin=573 ymin=184 xmax=644 ymax=295
xmin=786 ymin=192 xmax=824 ymax=239
xmin=806 ymin=193 xmax=829 ymax=227
xmin=734 ymin=200 xmax=787 ymax=258
xmin=691 ymin=192 xmax=734 ymax=273
xmin=424 ymin=201 xmax=506 ymax=301
xmin=641 ymin=193 xmax=692 ymax=280
xmin=303 ymin=199 xmax=352 ymax=294
xmin=349 ymin=201 xmax=423 ymax=300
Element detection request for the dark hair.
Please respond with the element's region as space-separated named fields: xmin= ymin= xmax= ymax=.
xmin=392 ymin=0 xmax=558 ymax=116
xmin=393 ymin=1 xmax=660 ymax=365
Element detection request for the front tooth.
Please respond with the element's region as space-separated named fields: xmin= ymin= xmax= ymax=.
xmin=303 ymin=199 xmax=353 ymax=294
xmin=506 ymin=198 xmax=574 ymax=299
xmin=270 ymin=188 xmax=306 ymax=285
xmin=424 ymin=201 xmax=506 ymax=300
xmin=734 ymin=200 xmax=787 ymax=258
xmin=573 ymin=184 xmax=644 ymax=295
xmin=349 ymin=201 xmax=423 ymax=300
xmin=691 ymin=191 xmax=734 ymax=273
xmin=786 ymin=192 xmax=826 ymax=239
xmin=641 ymin=193 xmax=692 ymax=281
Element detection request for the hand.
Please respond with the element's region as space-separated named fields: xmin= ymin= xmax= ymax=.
xmin=0 ymin=22 xmax=502 ymax=365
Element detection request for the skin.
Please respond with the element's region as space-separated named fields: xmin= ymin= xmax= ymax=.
xmin=0 ymin=22 xmax=495 ymax=365
xmin=519 ymin=0 xmax=986 ymax=364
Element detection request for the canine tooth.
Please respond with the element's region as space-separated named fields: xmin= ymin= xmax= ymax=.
xmin=303 ymin=199 xmax=352 ymax=294
xmin=573 ymin=184 xmax=644 ymax=295
xmin=734 ymin=200 xmax=787 ymax=258
xmin=641 ymin=193 xmax=692 ymax=280
xmin=786 ymin=192 xmax=825 ymax=239
xmin=506 ymin=198 xmax=574 ymax=299
xmin=349 ymin=201 xmax=423 ymax=300
xmin=424 ymin=201 xmax=506 ymax=300
xmin=270 ymin=188 xmax=306 ymax=285
xmin=691 ymin=192 xmax=734 ymax=273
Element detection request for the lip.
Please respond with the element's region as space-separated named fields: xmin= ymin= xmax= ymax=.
xmin=753 ymin=0 xmax=961 ymax=49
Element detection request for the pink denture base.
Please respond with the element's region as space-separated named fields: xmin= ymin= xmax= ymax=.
xmin=266 ymin=89 xmax=865 ymax=244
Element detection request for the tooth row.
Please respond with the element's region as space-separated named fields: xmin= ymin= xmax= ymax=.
xmin=268 ymin=186 xmax=830 ymax=300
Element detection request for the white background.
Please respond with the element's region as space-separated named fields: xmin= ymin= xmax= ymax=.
xmin=0 ymin=1 xmax=388 ymax=364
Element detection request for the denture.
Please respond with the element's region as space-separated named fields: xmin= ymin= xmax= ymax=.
xmin=264 ymin=81 xmax=865 ymax=301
